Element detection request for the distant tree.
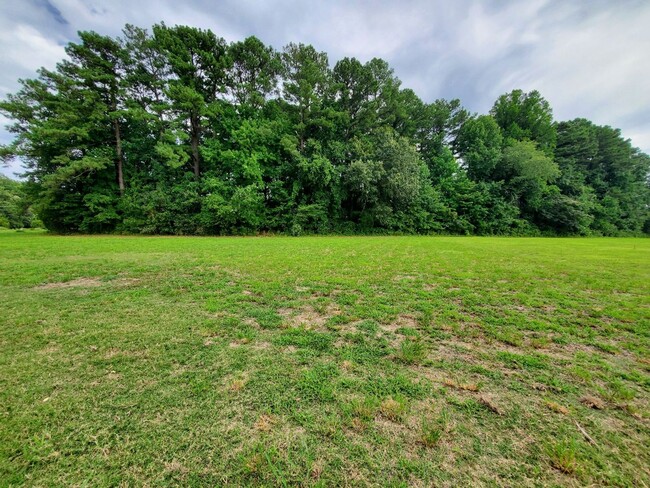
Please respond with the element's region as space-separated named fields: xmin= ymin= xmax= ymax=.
xmin=456 ymin=115 xmax=503 ymax=181
xmin=0 ymin=177 xmax=39 ymax=228
xmin=495 ymin=140 xmax=559 ymax=226
xmin=414 ymin=99 xmax=470 ymax=181
xmin=556 ymin=118 xmax=650 ymax=234
xmin=491 ymin=89 xmax=556 ymax=155
xmin=228 ymin=36 xmax=281 ymax=112
xmin=153 ymin=23 xmax=230 ymax=178
xmin=281 ymin=43 xmax=331 ymax=153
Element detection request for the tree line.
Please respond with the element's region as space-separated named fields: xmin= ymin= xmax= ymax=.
xmin=1 ymin=23 xmax=648 ymax=235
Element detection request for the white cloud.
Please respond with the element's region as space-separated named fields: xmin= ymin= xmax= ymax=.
xmin=0 ymin=24 xmax=66 ymax=75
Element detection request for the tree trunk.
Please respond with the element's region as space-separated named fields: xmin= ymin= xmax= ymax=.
xmin=299 ymin=105 xmax=305 ymax=152
xmin=190 ymin=112 xmax=201 ymax=179
xmin=114 ymin=118 xmax=125 ymax=196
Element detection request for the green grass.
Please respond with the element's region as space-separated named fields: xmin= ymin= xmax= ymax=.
xmin=0 ymin=232 xmax=649 ymax=486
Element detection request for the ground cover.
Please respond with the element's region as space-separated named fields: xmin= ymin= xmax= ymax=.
xmin=1 ymin=232 xmax=648 ymax=486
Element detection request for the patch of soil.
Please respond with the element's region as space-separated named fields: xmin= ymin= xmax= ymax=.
xmin=280 ymin=303 xmax=341 ymax=330
xmin=243 ymin=318 xmax=260 ymax=328
xmin=34 ymin=277 xmax=140 ymax=290
xmin=393 ymin=274 xmax=417 ymax=282
xmin=35 ymin=278 xmax=103 ymax=289
xmin=382 ymin=314 xmax=418 ymax=334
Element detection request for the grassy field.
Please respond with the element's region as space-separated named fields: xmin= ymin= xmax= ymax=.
xmin=0 ymin=232 xmax=648 ymax=486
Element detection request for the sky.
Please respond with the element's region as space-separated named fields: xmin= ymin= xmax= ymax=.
xmin=1 ymin=0 xmax=649 ymax=178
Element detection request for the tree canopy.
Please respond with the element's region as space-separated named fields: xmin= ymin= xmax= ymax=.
xmin=1 ymin=24 xmax=648 ymax=235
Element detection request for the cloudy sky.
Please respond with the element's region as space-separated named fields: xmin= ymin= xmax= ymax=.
xmin=1 ymin=0 xmax=649 ymax=178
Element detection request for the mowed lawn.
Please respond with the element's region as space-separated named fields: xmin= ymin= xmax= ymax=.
xmin=1 ymin=233 xmax=649 ymax=487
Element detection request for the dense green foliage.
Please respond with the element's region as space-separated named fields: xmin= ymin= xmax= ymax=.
xmin=1 ymin=24 xmax=648 ymax=235
xmin=0 ymin=176 xmax=40 ymax=229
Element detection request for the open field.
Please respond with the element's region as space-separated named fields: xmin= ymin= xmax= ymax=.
xmin=1 ymin=233 xmax=649 ymax=486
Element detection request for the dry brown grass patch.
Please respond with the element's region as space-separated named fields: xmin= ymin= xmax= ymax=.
xmin=103 ymin=348 xmax=148 ymax=359
xmin=165 ymin=460 xmax=189 ymax=475
xmin=243 ymin=317 xmax=260 ymax=328
xmin=229 ymin=379 xmax=247 ymax=392
xmin=280 ymin=303 xmax=341 ymax=330
xmin=254 ymin=414 xmax=275 ymax=432
xmin=443 ymin=378 xmax=479 ymax=392
xmin=545 ymin=400 xmax=569 ymax=415
xmin=38 ymin=343 xmax=61 ymax=355
xmin=341 ymin=360 xmax=354 ymax=371
xmin=393 ymin=274 xmax=417 ymax=282
xmin=381 ymin=314 xmax=418 ymax=335
xmin=310 ymin=461 xmax=324 ymax=480
xmin=379 ymin=397 xmax=406 ymax=421
xmin=34 ymin=277 xmax=103 ymax=290
xmin=581 ymin=395 xmax=605 ymax=409
xmin=477 ymin=394 xmax=504 ymax=415
xmin=106 ymin=371 xmax=121 ymax=381
xmin=350 ymin=417 xmax=366 ymax=432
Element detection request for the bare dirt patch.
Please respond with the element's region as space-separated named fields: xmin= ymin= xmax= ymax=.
xmin=114 ymin=278 xmax=141 ymax=286
xmin=381 ymin=314 xmax=418 ymax=335
xmin=243 ymin=318 xmax=260 ymax=328
xmin=254 ymin=414 xmax=275 ymax=432
xmin=35 ymin=278 xmax=103 ymax=290
xmin=251 ymin=341 xmax=271 ymax=350
xmin=34 ymin=277 xmax=141 ymax=290
xmin=393 ymin=274 xmax=417 ymax=282
xmin=104 ymin=348 xmax=149 ymax=359
xmin=280 ymin=303 xmax=341 ymax=330
xmin=164 ymin=460 xmax=189 ymax=475
xmin=581 ymin=395 xmax=606 ymax=410
xmin=35 ymin=340 xmax=59 ymax=352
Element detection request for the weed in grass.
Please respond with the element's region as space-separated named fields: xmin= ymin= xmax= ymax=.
xmin=571 ymin=366 xmax=593 ymax=383
xmin=548 ymin=439 xmax=580 ymax=475
xmin=497 ymin=351 xmax=548 ymax=370
xmin=606 ymin=379 xmax=635 ymax=401
xmin=273 ymin=328 xmax=334 ymax=352
xmin=530 ymin=336 xmax=551 ymax=349
xmin=310 ymin=461 xmax=324 ymax=480
xmin=591 ymin=341 xmax=619 ymax=354
xmin=420 ymin=422 xmax=444 ymax=448
xmin=348 ymin=397 xmax=378 ymax=421
xmin=355 ymin=319 xmax=379 ymax=335
xmin=495 ymin=329 xmax=524 ymax=347
xmin=379 ymin=396 xmax=408 ymax=421
xmin=297 ymin=363 xmax=338 ymax=402
xmin=552 ymin=335 xmax=570 ymax=345
xmin=396 ymin=338 xmax=428 ymax=364
xmin=420 ymin=411 xmax=450 ymax=448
